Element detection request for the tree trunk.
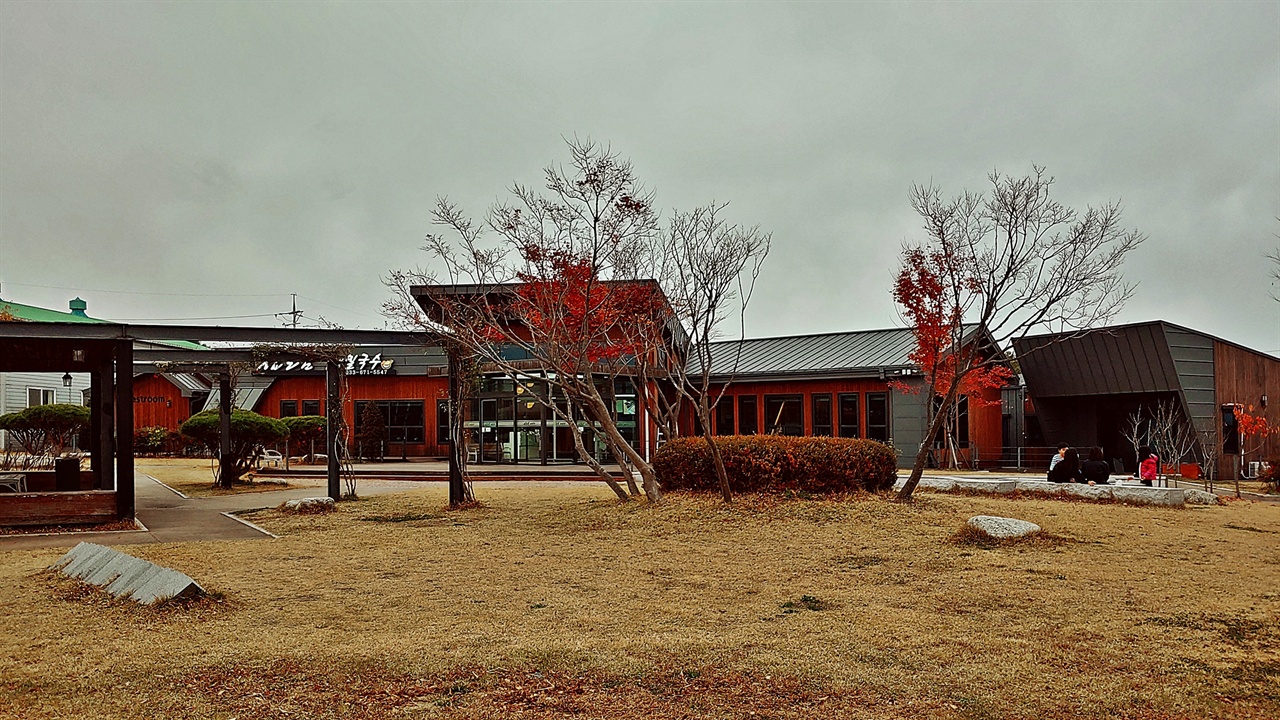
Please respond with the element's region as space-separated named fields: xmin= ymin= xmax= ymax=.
xmin=580 ymin=391 xmax=661 ymax=502
xmin=563 ymin=412 xmax=630 ymax=501
xmin=896 ymin=383 xmax=961 ymax=501
xmin=696 ymin=396 xmax=733 ymax=502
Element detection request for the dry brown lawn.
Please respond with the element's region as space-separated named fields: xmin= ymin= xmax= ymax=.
xmin=2 ymin=485 xmax=1278 ymax=719
xmin=135 ymin=458 xmax=305 ymax=497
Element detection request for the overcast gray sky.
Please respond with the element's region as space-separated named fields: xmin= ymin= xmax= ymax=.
xmin=2 ymin=2 xmax=1277 ymax=354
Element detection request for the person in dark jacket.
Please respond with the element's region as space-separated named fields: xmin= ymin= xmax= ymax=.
xmin=1081 ymin=446 xmax=1111 ymax=485
xmin=1049 ymin=447 xmax=1082 ymax=483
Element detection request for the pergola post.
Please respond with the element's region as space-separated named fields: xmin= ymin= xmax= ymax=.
xmin=218 ymin=372 xmax=232 ymax=486
xmin=93 ymin=362 xmax=115 ymax=490
xmin=114 ymin=340 xmax=134 ymax=518
xmin=326 ymin=359 xmax=341 ymax=501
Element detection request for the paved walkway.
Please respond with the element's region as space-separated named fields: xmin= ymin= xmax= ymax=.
xmin=0 ymin=474 xmax=439 ymax=552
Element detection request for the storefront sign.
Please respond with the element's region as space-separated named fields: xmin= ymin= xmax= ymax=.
xmin=134 ymin=396 xmax=172 ymax=407
xmin=254 ymin=353 xmax=395 ymax=376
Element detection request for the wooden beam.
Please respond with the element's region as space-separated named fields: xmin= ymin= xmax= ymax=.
xmin=114 ymin=341 xmax=134 ymax=519
xmin=218 ymin=373 xmax=232 ymax=486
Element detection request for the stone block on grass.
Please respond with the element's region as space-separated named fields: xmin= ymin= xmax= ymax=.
xmin=954 ymin=478 xmax=1017 ymax=494
xmin=1110 ymin=486 xmax=1184 ymax=507
xmin=282 ymin=497 xmax=336 ymax=514
xmin=50 ymin=542 xmax=205 ymax=605
xmin=967 ymin=515 xmax=1041 ymax=539
xmin=1182 ymin=488 xmax=1220 ymax=506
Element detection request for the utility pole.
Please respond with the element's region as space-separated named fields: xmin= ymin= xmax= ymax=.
xmin=276 ymin=293 xmax=303 ymax=328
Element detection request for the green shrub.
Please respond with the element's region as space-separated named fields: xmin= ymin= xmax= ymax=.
xmin=134 ymin=426 xmax=170 ymax=455
xmin=653 ymin=435 xmax=898 ymax=495
xmin=0 ymin=403 xmax=90 ymax=457
xmin=181 ymin=409 xmax=289 ymax=485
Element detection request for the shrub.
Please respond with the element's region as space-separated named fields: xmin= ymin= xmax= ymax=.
xmin=134 ymin=426 xmax=170 ymax=455
xmin=0 ymin=404 xmax=90 ymax=458
xmin=181 ymin=409 xmax=289 ymax=485
xmin=652 ymin=435 xmax=898 ymax=495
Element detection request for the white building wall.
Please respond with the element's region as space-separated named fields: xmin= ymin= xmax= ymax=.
xmin=0 ymin=372 xmax=92 ymax=450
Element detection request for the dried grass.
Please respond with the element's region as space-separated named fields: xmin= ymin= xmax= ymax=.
xmin=136 ymin=458 xmax=305 ymax=497
xmin=2 ymin=484 xmax=1278 ymax=719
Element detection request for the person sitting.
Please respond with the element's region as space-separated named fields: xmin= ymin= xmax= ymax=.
xmin=1047 ymin=442 xmax=1068 ymax=480
xmin=1139 ymin=448 xmax=1160 ymax=487
xmin=1049 ymin=447 xmax=1082 ymax=483
xmin=1081 ymin=446 xmax=1111 ymax=485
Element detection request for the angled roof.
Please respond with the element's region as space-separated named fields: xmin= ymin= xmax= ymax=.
xmin=0 ymin=295 xmax=207 ymax=351
xmin=700 ymin=327 xmax=921 ymax=379
xmin=0 ymin=297 xmax=104 ymax=324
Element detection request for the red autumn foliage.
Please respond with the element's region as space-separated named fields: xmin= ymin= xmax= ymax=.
xmin=890 ymin=247 xmax=1013 ymax=406
xmin=1234 ymin=404 xmax=1275 ymax=451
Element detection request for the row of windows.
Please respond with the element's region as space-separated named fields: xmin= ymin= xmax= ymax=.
xmin=714 ymin=392 xmax=890 ymax=442
xmin=279 ymin=400 xmax=323 ymax=418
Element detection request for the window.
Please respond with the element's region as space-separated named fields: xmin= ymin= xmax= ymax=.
xmin=280 ymin=400 xmax=298 ymax=418
xmin=838 ymin=393 xmax=860 ymax=438
xmin=764 ymin=394 xmax=803 ymax=436
xmin=27 ymin=388 xmax=55 ymax=407
xmin=437 ymin=399 xmax=450 ymax=445
xmin=812 ymin=394 xmax=832 ymax=436
xmin=715 ymin=398 xmax=735 ymax=436
xmin=737 ymin=395 xmax=758 ymax=435
xmin=355 ymin=400 xmax=426 ymax=443
xmin=301 ymin=400 xmax=321 ymax=417
xmin=866 ymin=393 xmax=889 ymax=442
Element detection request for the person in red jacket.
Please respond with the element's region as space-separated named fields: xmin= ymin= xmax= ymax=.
xmin=1138 ymin=447 xmax=1160 ymax=487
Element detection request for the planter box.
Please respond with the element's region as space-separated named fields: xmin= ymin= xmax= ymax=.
xmin=0 ymin=490 xmax=118 ymax=527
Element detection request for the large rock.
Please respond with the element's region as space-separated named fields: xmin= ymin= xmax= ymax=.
xmin=1015 ymin=480 xmax=1062 ymax=494
xmin=967 ymin=515 xmax=1041 ymax=539
xmin=51 ymin=542 xmax=205 ymax=605
xmin=1183 ymin=488 xmax=1221 ymax=506
xmin=282 ymin=496 xmax=336 ymax=513
xmin=1111 ymin=485 xmax=1184 ymax=507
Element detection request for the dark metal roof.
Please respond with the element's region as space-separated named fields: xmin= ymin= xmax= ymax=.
xmin=700 ymin=327 xmax=921 ymax=379
xmin=1013 ymin=322 xmax=1184 ymax=398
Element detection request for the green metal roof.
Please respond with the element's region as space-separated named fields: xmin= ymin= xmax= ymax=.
xmin=0 ymin=296 xmax=208 ymax=351
xmin=0 ymin=298 xmax=105 ymax=323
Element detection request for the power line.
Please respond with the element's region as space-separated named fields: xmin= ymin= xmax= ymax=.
xmin=110 ymin=312 xmax=283 ymax=322
xmin=0 ymin=281 xmax=287 ymax=298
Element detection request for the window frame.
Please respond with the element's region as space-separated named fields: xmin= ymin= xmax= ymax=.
xmin=811 ymin=393 xmax=833 ymax=436
xmin=737 ymin=395 xmax=758 ymax=435
xmin=838 ymin=392 xmax=861 ymax=438
xmin=764 ymin=394 xmax=804 ymax=436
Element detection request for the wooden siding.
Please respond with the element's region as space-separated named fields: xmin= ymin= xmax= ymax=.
xmin=256 ymin=375 xmax=451 ymax=456
xmin=702 ymin=377 xmax=1004 ymax=469
xmin=132 ymin=374 xmax=194 ymax=430
xmin=1214 ymin=340 xmax=1280 ymax=479
xmin=0 ymin=490 xmax=118 ymax=526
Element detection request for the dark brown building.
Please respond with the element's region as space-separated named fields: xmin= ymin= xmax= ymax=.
xmin=1013 ymin=321 xmax=1279 ymax=479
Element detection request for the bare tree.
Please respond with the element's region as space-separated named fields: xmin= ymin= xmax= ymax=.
xmin=1121 ymin=407 xmax=1148 ymax=474
xmin=1198 ymin=427 xmax=1219 ymax=492
xmin=1150 ymin=398 xmax=1198 ymax=485
xmin=386 ymin=139 xmax=674 ymax=502
xmin=895 ymin=167 xmax=1144 ymax=500
xmin=657 ymin=203 xmax=770 ymax=502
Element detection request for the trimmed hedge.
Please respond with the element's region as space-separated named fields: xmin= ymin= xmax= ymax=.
xmin=653 ymin=435 xmax=898 ymax=495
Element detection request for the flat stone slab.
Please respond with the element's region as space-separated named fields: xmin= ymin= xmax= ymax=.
xmin=1111 ymin=485 xmax=1184 ymax=506
xmin=968 ymin=515 xmax=1041 ymax=539
xmin=50 ymin=542 xmax=205 ymax=605
xmin=892 ymin=476 xmax=956 ymax=492
xmin=954 ymin=478 xmax=1017 ymax=494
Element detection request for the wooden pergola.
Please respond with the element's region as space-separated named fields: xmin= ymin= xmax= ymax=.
xmin=0 ymin=322 xmax=464 ymax=521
